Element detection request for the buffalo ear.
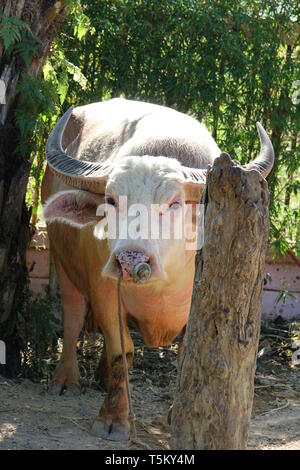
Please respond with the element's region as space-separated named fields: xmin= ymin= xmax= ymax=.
xmin=183 ymin=181 xmax=205 ymax=204
xmin=43 ymin=190 xmax=106 ymax=228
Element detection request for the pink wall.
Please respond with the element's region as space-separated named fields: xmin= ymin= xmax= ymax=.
xmin=263 ymin=257 xmax=299 ymax=322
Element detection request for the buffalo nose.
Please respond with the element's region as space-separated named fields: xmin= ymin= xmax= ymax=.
xmin=115 ymin=250 xmax=151 ymax=283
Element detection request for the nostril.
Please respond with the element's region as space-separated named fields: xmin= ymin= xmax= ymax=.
xmin=133 ymin=262 xmax=151 ymax=283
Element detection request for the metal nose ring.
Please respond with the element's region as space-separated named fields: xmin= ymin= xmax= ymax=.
xmin=133 ymin=262 xmax=151 ymax=284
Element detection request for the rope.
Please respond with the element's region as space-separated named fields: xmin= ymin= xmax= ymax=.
xmin=117 ymin=272 xmax=136 ymax=440
xmin=117 ymin=272 xmax=151 ymax=450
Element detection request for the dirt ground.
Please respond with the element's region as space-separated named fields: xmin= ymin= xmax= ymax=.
xmin=0 ymin=321 xmax=299 ymax=450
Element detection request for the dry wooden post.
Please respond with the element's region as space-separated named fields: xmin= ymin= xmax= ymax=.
xmin=171 ymin=152 xmax=270 ymax=450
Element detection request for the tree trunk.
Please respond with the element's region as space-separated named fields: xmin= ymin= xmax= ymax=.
xmin=0 ymin=0 xmax=67 ymax=377
xmin=171 ymin=153 xmax=270 ymax=450
xmin=284 ymin=134 xmax=297 ymax=208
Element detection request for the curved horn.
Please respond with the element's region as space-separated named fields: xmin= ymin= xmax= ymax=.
xmin=245 ymin=122 xmax=274 ymax=178
xmin=45 ymin=106 xmax=111 ymax=193
xmin=181 ymin=121 xmax=274 ymax=202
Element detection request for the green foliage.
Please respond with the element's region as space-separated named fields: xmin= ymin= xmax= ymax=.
xmin=43 ymin=48 xmax=88 ymax=105
xmin=15 ymin=74 xmax=58 ymax=157
xmin=0 ymin=12 xmax=33 ymax=50
xmin=275 ymin=288 xmax=296 ymax=305
xmin=67 ymin=0 xmax=91 ymax=40
xmin=0 ymin=12 xmax=39 ymax=66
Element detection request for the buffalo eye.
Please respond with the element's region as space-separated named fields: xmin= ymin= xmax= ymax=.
xmin=106 ymin=196 xmax=116 ymax=206
xmin=169 ymin=199 xmax=181 ymax=210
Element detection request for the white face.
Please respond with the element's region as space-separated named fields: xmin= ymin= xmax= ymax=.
xmin=94 ymin=156 xmax=198 ymax=283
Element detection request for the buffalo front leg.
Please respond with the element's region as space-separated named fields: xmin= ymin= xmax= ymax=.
xmin=50 ymin=254 xmax=85 ymax=395
xmin=94 ymin=339 xmax=109 ymax=391
xmin=91 ymin=304 xmax=134 ymax=441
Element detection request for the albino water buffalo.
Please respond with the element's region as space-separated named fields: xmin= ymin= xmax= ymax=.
xmin=41 ymin=98 xmax=274 ymax=441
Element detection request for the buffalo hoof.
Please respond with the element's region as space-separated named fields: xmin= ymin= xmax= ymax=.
xmin=91 ymin=418 xmax=130 ymax=442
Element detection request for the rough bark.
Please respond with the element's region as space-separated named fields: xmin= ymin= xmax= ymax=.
xmin=0 ymin=0 xmax=67 ymax=376
xmin=171 ymin=153 xmax=270 ymax=450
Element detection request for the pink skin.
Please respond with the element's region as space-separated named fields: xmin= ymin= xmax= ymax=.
xmin=116 ymin=250 xmax=149 ymax=280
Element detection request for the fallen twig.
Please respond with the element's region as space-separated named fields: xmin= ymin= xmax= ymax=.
xmin=62 ymin=416 xmax=88 ymax=433
xmin=254 ymin=383 xmax=287 ymax=389
xmin=260 ymin=334 xmax=289 ymax=341
xmin=256 ymin=400 xmax=290 ymax=417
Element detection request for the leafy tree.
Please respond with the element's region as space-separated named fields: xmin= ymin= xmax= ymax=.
xmin=0 ymin=0 xmax=87 ymax=376
xmin=49 ymin=0 xmax=299 ymax=255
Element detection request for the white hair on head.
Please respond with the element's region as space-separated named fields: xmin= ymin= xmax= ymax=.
xmin=109 ymin=155 xmax=184 ymax=182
